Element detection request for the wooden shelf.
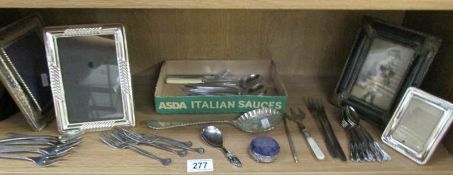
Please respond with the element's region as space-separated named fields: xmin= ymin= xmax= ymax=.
xmin=0 ymin=78 xmax=452 ymax=174
xmin=0 ymin=0 xmax=453 ymax=10
xmin=0 ymin=6 xmax=452 ymax=174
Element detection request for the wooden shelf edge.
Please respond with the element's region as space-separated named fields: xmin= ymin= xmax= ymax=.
xmin=1 ymin=0 xmax=453 ymax=10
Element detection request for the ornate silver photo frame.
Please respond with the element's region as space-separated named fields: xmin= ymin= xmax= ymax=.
xmin=0 ymin=14 xmax=53 ymax=131
xmin=333 ymin=17 xmax=442 ymax=128
xmin=382 ymin=87 xmax=453 ymax=165
xmin=44 ymin=24 xmax=135 ymax=133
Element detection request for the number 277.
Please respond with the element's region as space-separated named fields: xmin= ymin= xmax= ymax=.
xmin=193 ymin=162 xmax=207 ymax=169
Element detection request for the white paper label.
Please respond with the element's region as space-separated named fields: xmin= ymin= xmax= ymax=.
xmin=187 ymin=159 xmax=213 ymax=173
xmin=261 ymin=118 xmax=270 ymax=128
xmin=40 ymin=73 xmax=49 ymax=87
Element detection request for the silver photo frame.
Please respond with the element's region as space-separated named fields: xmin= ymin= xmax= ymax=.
xmin=382 ymin=87 xmax=453 ymax=165
xmin=0 ymin=14 xmax=53 ymax=131
xmin=44 ymin=24 xmax=135 ymax=133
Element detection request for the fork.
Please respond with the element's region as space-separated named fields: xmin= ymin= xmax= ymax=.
xmin=141 ymin=133 xmax=193 ymax=148
xmin=0 ymin=151 xmax=66 ymax=167
xmin=287 ymin=107 xmax=325 ymax=160
xmin=0 ymin=137 xmax=82 ymax=147
xmin=305 ymin=98 xmax=346 ymax=161
xmin=111 ymin=130 xmax=188 ymax=157
xmin=99 ymin=132 xmax=171 ymax=166
xmin=141 ymin=134 xmax=204 ymax=154
xmin=114 ymin=127 xmax=203 ymax=154
xmin=0 ymin=141 xmax=77 ymax=156
xmin=6 ymin=131 xmax=82 ymax=144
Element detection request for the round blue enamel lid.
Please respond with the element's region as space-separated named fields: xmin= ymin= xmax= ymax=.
xmin=250 ymin=136 xmax=280 ymax=157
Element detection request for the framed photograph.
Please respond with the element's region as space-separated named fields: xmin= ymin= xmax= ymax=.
xmin=44 ymin=24 xmax=135 ymax=133
xmin=382 ymin=87 xmax=453 ymax=165
xmin=0 ymin=14 xmax=53 ymax=131
xmin=333 ymin=17 xmax=442 ymax=128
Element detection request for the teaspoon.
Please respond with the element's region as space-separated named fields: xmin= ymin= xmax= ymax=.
xmin=201 ymin=126 xmax=242 ymax=167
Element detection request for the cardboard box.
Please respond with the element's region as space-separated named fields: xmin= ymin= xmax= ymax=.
xmin=155 ymin=60 xmax=287 ymax=114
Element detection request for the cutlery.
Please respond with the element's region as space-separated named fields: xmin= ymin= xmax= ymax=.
xmin=148 ymin=108 xmax=282 ymax=133
xmin=201 ymin=126 xmax=242 ymax=167
xmin=305 ymin=98 xmax=346 ymax=161
xmin=287 ymin=106 xmax=325 ymax=160
xmin=99 ymin=132 xmax=171 ymax=166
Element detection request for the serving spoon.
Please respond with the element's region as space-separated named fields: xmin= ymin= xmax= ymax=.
xmin=147 ymin=108 xmax=282 ymax=133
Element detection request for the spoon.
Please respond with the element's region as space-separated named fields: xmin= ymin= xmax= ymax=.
xmin=344 ymin=106 xmax=360 ymax=128
xmin=183 ymin=74 xmax=264 ymax=95
xmin=340 ymin=105 xmax=391 ymax=162
xmin=171 ymin=73 xmax=259 ymax=85
xmin=201 ymin=125 xmax=242 ymax=167
xmin=184 ymin=84 xmax=264 ymax=96
xmin=166 ymin=69 xmax=232 ymax=84
xmin=147 ymin=108 xmax=282 ymax=133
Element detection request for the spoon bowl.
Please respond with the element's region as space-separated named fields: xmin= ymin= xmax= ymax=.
xmin=201 ymin=126 xmax=223 ymax=148
xmin=341 ymin=105 xmax=360 ymax=129
xmin=239 ymin=74 xmax=261 ymax=89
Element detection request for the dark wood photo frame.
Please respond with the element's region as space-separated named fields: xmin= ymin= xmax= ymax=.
xmin=333 ymin=17 xmax=442 ymax=128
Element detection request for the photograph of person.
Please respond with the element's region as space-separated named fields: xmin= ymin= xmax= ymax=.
xmin=350 ymin=38 xmax=415 ymax=110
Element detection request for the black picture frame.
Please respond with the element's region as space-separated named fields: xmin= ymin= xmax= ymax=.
xmin=332 ymin=17 xmax=442 ymax=128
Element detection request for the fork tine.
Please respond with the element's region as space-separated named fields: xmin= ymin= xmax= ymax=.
xmin=296 ymin=106 xmax=305 ymax=119
xmin=310 ymin=98 xmax=322 ymax=113
xmin=307 ymin=97 xmax=313 ymax=106
xmin=47 ymin=150 xmax=70 ymax=160
xmin=284 ymin=107 xmax=292 ymax=116
xmin=112 ymin=130 xmax=135 ymax=143
xmin=317 ymin=100 xmax=327 ymax=115
xmin=99 ymin=132 xmax=111 ymax=141
xmin=304 ymin=97 xmax=314 ymax=112
xmin=289 ymin=106 xmax=298 ymax=116
xmin=98 ymin=132 xmax=117 ymax=148
xmin=43 ymin=158 xmax=58 ymax=167
xmin=114 ymin=128 xmax=141 ymax=142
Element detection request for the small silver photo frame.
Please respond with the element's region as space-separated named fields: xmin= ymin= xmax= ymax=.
xmin=0 ymin=14 xmax=53 ymax=131
xmin=382 ymin=87 xmax=453 ymax=165
xmin=44 ymin=24 xmax=135 ymax=133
